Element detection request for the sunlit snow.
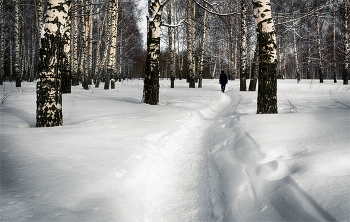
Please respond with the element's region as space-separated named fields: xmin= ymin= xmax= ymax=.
xmin=1 ymin=79 xmax=349 ymax=221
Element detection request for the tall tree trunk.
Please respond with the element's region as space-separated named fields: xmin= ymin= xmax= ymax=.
xmin=344 ymin=0 xmax=349 ymax=85
xmin=198 ymin=3 xmax=207 ymax=88
xmin=0 ymin=0 xmax=4 ymax=85
xmin=306 ymin=0 xmax=311 ymax=79
xmin=253 ymin=0 xmax=278 ymax=114
xmin=103 ymin=2 xmax=112 ymax=90
xmin=81 ymin=3 xmax=89 ymax=90
xmin=276 ymin=11 xmax=282 ymax=79
xmin=249 ymin=43 xmax=259 ymax=91
xmin=62 ymin=1 xmax=72 ymax=94
xmin=186 ymin=0 xmax=195 ymax=88
xmin=316 ymin=0 xmax=324 ymax=83
xmin=291 ymin=0 xmax=300 ymax=82
xmin=71 ymin=0 xmax=79 ymax=85
xmin=87 ymin=0 xmax=93 ymax=85
xmin=168 ymin=0 xmax=175 ymax=88
xmin=233 ymin=15 xmax=238 ymax=80
xmin=36 ymin=0 xmax=71 ymax=127
xmin=108 ymin=0 xmax=119 ymax=89
xmin=142 ymin=0 xmax=164 ymax=105
xmin=333 ymin=0 xmax=337 ymax=83
xmin=14 ymin=0 xmax=21 ymax=87
xmin=240 ymin=0 xmax=247 ymax=91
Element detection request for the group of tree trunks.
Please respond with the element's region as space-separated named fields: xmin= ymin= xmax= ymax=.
xmin=0 ymin=0 xmax=349 ymax=126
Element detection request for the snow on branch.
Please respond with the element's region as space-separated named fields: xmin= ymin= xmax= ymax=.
xmin=161 ymin=19 xmax=186 ymax=28
xmin=275 ymin=0 xmax=332 ymax=26
xmin=193 ymin=0 xmax=240 ymax=17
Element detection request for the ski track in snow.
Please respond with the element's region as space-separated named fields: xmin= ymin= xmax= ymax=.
xmin=206 ymin=89 xmax=336 ymax=222
xmin=128 ymin=92 xmax=232 ymax=221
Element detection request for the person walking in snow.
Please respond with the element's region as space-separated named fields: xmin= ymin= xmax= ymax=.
xmin=219 ymin=71 xmax=228 ymax=93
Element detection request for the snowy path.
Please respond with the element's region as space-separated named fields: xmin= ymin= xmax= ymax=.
xmin=127 ymin=92 xmax=232 ymax=221
xmin=205 ymin=90 xmax=336 ymax=221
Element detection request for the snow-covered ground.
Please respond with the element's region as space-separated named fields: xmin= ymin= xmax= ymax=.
xmin=0 ymin=79 xmax=349 ymax=222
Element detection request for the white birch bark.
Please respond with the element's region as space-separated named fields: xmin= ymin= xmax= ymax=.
xmin=88 ymin=0 xmax=93 ymax=85
xmin=167 ymin=0 xmax=175 ymax=88
xmin=240 ymin=0 xmax=247 ymax=91
xmin=36 ymin=0 xmax=71 ymax=127
xmin=0 ymin=0 xmax=4 ymax=84
xmin=306 ymin=0 xmax=311 ymax=79
xmin=81 ymin=3 xmax=88 ymax=89
xmin=253 ymin=0 xmax=278 ymax=114
xmin=333 ymin=0 xmax=337 ymax=83
xmin=62 ymin=0 xmax=72 ymax=93
xmin=344 ymin=0 xmax=349 ymax=85
xmin=291 ymin=0 xmax=300 ymax=82
xmin=198 ymin=3 xmax=207 ymax=88
xmin=71 ymin=0 xmax=79 ymax=85
xmin=186 ymin=0 xmax=195 ymax=88
xmin=142 ymin=0 xmax=164 ymax=104
xmin=108 ymin=0 xmax=119 ymax=82
xmin=14 ymin=0 xmax=21 ymax=86
xmin=316 ymin=4 xmax=323 ymax=83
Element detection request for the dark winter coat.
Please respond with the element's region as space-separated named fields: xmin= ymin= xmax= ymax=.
xmin=219 ymin=72 xmax=228 ymax=85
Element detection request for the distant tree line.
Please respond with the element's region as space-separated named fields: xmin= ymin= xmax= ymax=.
xmin=0 ymin=0 xmax=145 ymax=88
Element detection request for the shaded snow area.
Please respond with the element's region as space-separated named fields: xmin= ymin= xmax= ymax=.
xmin=1 ymin=79 xmax=349 ymax=222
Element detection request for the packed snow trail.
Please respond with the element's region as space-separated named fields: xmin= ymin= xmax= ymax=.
xmin=126 ymin=92 xmax=230 ymax=222
xmin=206 ymin=90 xmax=336 ymax=221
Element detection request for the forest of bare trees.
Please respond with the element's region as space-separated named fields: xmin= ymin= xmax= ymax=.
xmin=0 ymin=0 xmax=349 ymax=124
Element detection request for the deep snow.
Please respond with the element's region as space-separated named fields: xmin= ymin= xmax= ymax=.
xmin=0 ymin=79 xmax=349 ymax=222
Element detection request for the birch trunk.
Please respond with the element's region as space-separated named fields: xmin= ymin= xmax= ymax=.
xmin=167 ymin=1 xmax=175 ymax=88
xmin=316 ymin=2 xmax=324 ymax=83
xmin=186 ymin=0 xmax=195 ymax=88
xmin=306 ymin=1 xmax=311 ymax=79
xmin=142 ymin=0 xmax=163 ymax=104
xmin=103 ymin=3 xmax=112 ymax=89
xmin=30 ymin=28 xmax=36 ymax=81
xmin=14 ymin=0 xmax=21 ymax=87
xmin=292 ymin=0 xmax=300 ymax=82
xmin=71 ymin=0 xmax=79 ymax=85
xmin=81 ymin=3 xmax=89 ymax=90
xmin=108 ymin=0 xmax=119 ymax=89
xmin=198 ymin=3 xmax=207 ymax=88
xmin=88 ymin=0 xmax=93 ymax=85
xmin=36 ymin=0 xmax=71 ymax=127
xmin=253 ymin=0 xmax=278 ymax=114
xmin=333 ymin=0 xmax=337 ymax=83
xmin=62 ymin=1 xmax=71 ymax=93
xmin=0 ymin=0 xmax=4 ymax=84
xmin=233 ymin=19 xmax=238 ymax=80
xmin=240 ymin=0 xmax=247 ymax=91
xmin=344 ymin=0 xmax=349 ymax=85
xmin=249 ymin=43 xmax=259 ymax=91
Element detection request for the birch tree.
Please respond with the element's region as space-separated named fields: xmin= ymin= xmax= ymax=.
xmin=316 ymin=0 xmax=324 ymax=83
xmin=198 ymin=2 xmax=208 ymax=88
xmin=108 ymin=0 xmax=119 ymax=89
xmin=344 ymin=0 xmax=349 ymax=85
xmin=253 ymin=0 xmax=278 ymax=114
xmin=0 ymin=0 xmax=3 ymax=85
xmin=240 ymin=0 xmax=247 ymax=91
xmin=167 ymin=0 xmax=175 ymax=88
xmin=14 ymin=0 xmax=21 ymax=87
xmin=186 ymin=0 xmax=195 ymax=88
xmin=291 ymin=0 xmax=300 ymax=82
xmin=142 ymin=0 xmax=166 ymax=104
xmin=36 ymin=0 xmax=71 ymax=127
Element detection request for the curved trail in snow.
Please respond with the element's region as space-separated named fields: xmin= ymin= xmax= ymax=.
xmin=120 ymin=92 xmax=232 ymax=221
xmin=205 ymin=90 xmax=336 ymax=221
